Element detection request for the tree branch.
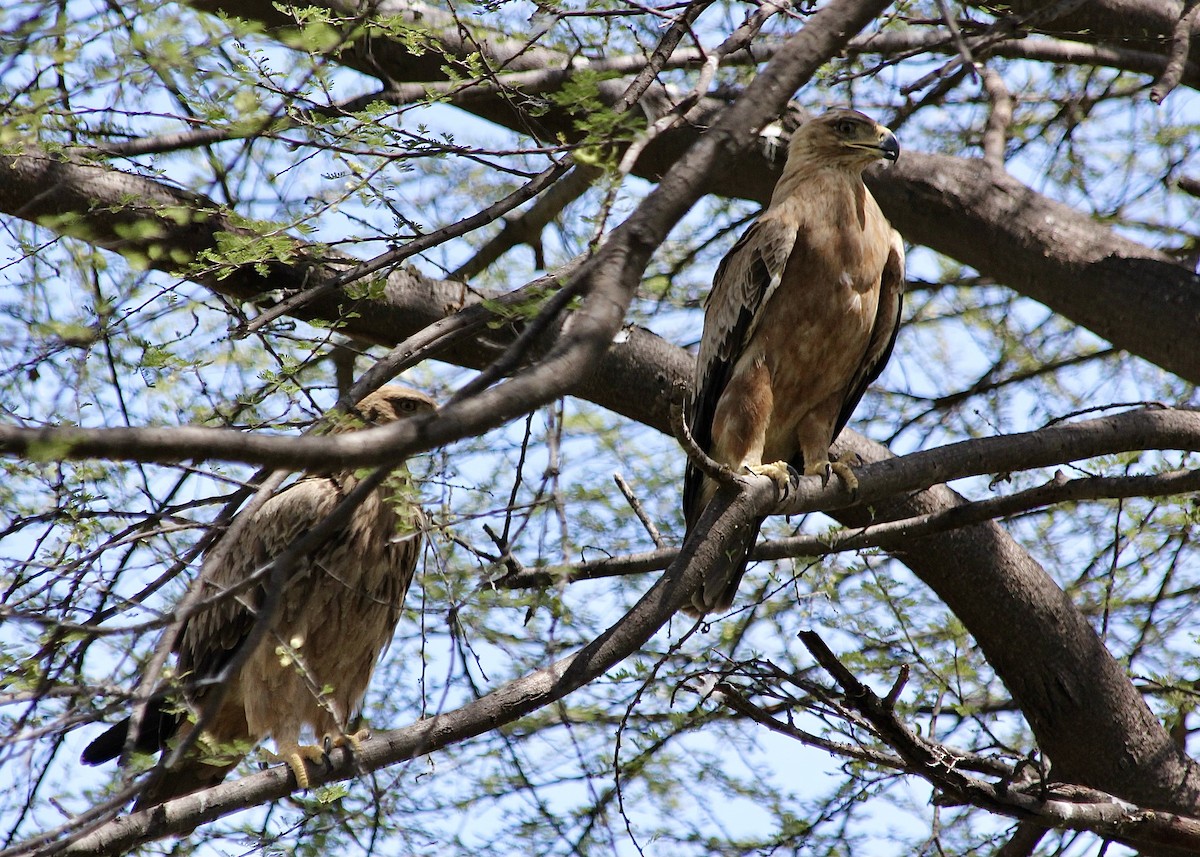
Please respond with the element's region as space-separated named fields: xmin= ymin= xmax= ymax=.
xmin=798 ymin=632 xmax=1200 ymax=853
xmin=168 ymin=1 xmax=1200 ymax=385
xmin=489 ymin=464 xmax=1200 ymax=590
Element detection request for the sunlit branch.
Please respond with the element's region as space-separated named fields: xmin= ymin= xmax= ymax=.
xmin=1 ymin=406 xmax=1197 ymax=513
xmin=489 ymin=464 xmax=1200 ymax=590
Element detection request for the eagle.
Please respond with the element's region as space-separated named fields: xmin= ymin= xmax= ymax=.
xmin=682 ymin=108 xmax=905 ymax=615
xmin=81 ymin=385 xmax=436 ymax=806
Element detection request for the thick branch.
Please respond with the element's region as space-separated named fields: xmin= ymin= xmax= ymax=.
xmin=847 ymin=31 xmax=1200 ymax=91
xmin=494 ymin=465 xmax=1200 ymax=589
xmin=6 ymin=3 xmax=1200 ymax=845
xmin=2 ymin=404 xmax=1199 ymax=503
xmin=975 ymin=0 xmax=1200 ymax=70
xmin=180 ymin=0 xmax=1200 ymax=385
xmin=832 ymin=430 xmax=1200 ymax=813
xmin=868 ymin=152 xmax=1200 ymax=384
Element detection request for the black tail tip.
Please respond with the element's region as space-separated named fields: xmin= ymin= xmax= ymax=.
xmin=80 ymin=718 xmax=130 ymax=766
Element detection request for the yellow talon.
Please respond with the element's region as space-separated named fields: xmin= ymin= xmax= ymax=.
xmin=267 ymin=743 xmax=327 ymax=790
xmin=746 ymin=460 xmax=793 ymax=490
xmin=829 ymin=459 xmax=858 ymax=493
xmin=807 ymin=454 xmax=859 ymax=495
xmin=326 ymin=728 xmax=370 ymax=758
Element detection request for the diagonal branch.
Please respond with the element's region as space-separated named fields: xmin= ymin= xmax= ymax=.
xmin=799 ymin=631 xmax=1200 ymax=853
xmin=176 ymin=0 xmax=1200 ymax=385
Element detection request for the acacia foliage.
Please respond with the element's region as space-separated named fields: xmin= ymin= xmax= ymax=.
xmin=1 ymin=1 xmax=1200 ymax=855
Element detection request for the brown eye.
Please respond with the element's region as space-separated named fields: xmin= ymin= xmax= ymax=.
xmin=835 ymin=120 xmax=856 ymax=135
xmin=399 ymin=400 xmax=418 ymax=412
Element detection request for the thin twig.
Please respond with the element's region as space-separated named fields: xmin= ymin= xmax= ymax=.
xmin=619 ymin=55 xmax=719 ymax=175
xmin=935 ymin=0 xmax=978 ymax=81
xmin=1151 ymin=0 xmax=1200 ymax=103
xmin=452 ymin=165 xmax=602 ymax=280
xmin=669 ymin=392 xmax=739 ymax=487
xmin=240 ymin=158 xmax=573 ymax=336
xmin=980 ymin=66 xmax=1013 ymax=169
xmin=489 ymin=466 xmax=1200 ymax=590
xmin=613 ymin=473 xmax=665 ymax=549
xmin=340 ymin=258 xmax=585 ymax=411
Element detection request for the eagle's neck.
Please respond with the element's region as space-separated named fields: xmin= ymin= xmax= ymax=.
xmin=768 ymin=160 xmax=865 ymax=211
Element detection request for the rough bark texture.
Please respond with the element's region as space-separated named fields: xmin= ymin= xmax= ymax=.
xmin=180 ymin=0 xmax=1200 ymax=387
xmin=835 ymin=433 xmax=1200 ymax=812
xmin=6 ymin=1 xmax=1200 ymax=849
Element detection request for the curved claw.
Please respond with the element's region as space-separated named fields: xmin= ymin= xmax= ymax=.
xmin=327 ymin=728 xmax=370 ymax=758
xmin=267 ymin=743 xmax=328 ymax=790
xmin=811 ymin=453 xmax=859 ymax=494
xmin=829 ymin=459 xmax=859 ymax=494
xmin=745 ymin=460 xmax=794 ymax=490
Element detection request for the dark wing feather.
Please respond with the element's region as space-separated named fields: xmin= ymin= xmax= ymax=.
xmin=175 ymin=475 xmax=345 ymax=701
xmin=683 ymin=217 xmax=798 ymax=528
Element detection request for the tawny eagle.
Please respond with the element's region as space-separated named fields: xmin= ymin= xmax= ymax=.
xmin=682 ymin=108 xmax=905 ymax=615
xmin=82 ymin=385 xmax=436 ymax=805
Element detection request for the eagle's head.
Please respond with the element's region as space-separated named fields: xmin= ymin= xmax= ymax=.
xmin=790 ymin=108 xmax=899 ymax=168
xmin=350 ymin=385 xmax=438 ymax=427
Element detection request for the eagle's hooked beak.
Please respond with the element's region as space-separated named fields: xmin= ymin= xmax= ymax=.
xmin=877 ymin=127 xmax=900 ymax=162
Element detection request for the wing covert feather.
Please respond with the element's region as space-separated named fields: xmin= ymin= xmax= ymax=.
xmin=684 ymin=217 xmax=799 ymax=524
xmin=174 ymin=477 xmax=342 ymax=688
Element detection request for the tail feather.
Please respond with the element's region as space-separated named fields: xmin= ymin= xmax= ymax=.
xmin=682 ymin=515 xmax=764 ymax=616
xmin=82 ymin=698 xmax=240 ymax=808
xmin=80 ymin=700 xmax=179 ymax=765
xmin=134 ymin=758 xmax=239 ymax=809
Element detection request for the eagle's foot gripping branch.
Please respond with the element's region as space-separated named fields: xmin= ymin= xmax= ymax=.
xmin=813 ymin=455 xmax=860 ymax=497
xmin=267 ymin=742 xmax=329 ymax=790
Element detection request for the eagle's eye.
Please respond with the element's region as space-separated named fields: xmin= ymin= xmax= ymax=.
xmin=399 ymin=400 xmax=418 ymax=412
xmin=834 ymin=119 xmax=857 ymax=136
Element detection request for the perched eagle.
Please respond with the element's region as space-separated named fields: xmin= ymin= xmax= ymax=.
xmin=82 ymin=385 xmax=436 ymax=806
xmin=682 ymin=109 xmax=905 ymax=615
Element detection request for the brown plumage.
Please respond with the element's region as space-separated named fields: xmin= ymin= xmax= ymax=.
xmin=683 ymin=109 xmax=905 ymax=615
xmin=81 ymin=385 xmax=436 ymax=805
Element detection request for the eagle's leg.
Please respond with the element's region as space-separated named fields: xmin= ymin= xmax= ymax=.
xmin=266 ymin=742 xmax=327 ymax=790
